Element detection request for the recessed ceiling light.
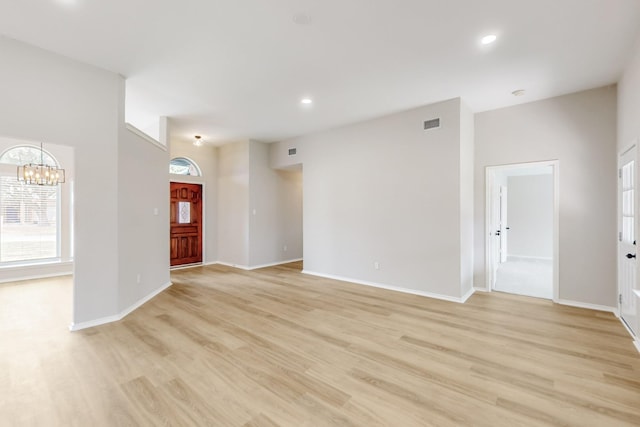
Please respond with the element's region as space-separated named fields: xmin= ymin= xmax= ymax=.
xmin=301 ymin=98 xmax=313 ymax=105
xmin=481 ymin=34 xmax=497 ymax=45
xmin=512 ymin=89 xmax=526 ymax=97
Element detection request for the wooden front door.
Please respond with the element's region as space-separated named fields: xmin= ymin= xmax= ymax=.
xmin=170 ymin=182 xmax=203 ymax=266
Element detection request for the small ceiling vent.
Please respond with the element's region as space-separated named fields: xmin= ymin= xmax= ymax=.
xmin=424 ymin=118 xmax=441 ymax=130
xmin=288 ymin=148 xmax=297 ymax=156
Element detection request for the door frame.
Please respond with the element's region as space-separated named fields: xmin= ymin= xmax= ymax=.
xmin=170 ymin=179 xmax=205 ymax=268
xmin=484 ymin=160 xmax=560 ymax=301
xmin=617 ymin=140 xmax=638 ymax=338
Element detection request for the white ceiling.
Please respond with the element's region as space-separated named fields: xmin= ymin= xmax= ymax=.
xmin=1 ymin=0 xmax=639 ymax=145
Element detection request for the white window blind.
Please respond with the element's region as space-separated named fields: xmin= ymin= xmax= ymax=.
xmin=0 ymin=176 xmax=59 ymax=262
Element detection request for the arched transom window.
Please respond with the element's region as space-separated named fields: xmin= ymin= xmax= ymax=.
xmin=170 ymin=157 xmax=201 ymax=176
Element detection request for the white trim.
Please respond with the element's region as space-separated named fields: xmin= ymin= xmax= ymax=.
xmin=247 ymin=258 xmax=303 ymax=270
xmin=302 ymin=270 xmax=474 ymax=304
xmin=460 ymin=286 xmax=475 ymax=303
xmin=69 ymin=281 xmax=172 ymax=331
xmin=125 ymin=123 xmax=167 ymax=151
xmin=68 ymin=313 xmax=121 ymax=332
xmin=555 ymin=298 xmax=616 ymax=314
xmin=215 ymin=259 xmax=302 ymax=271
xmin=506 ymin=255 xmax=553 ymax=262
xmin=119 ymin=281 xmax=173 ymax=319
xmin=474 ymin=286 xmax=490 ymax=292
xmin=215 ymin=261 xmax=251 ymax=270
xmin=634 ymin=340 xmax=640 ymax=354
xmin=0 ymin=261 xmax=73 ymax=284
xmin=170 ymin=262 xmax=203 ymax=271
xmin=0 ymin=271 xmax=72 ymax=285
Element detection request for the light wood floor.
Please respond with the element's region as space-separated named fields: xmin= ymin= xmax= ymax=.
xmin=2 ymin=262 xmax=640 ymax=426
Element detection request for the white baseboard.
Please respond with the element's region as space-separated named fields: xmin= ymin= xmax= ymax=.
xmin=216 ymin=259 xmax=302 ymax=271
xmin=170 ymin=263 xmax=204 ymax=270
xmin=634 ymin=340 xmax=640 ymax=354
xmin=302 ymin=270 xmax=473 ymax=304
xmin=507 ymin=255 xmax=553 ymax=262
xmin=68 ymin=313 xmax=121 ymax=331
xmin=460 ymin=287 xmax=475 ymax=303
xmin=69 ymin=281 xmax=172 ymax=332
xmin=215 ymin=261 xmax=251 ymax=270
xmin=247 ymin=259 xmax=303 ymax=270
xmin=0 ymin=261 xmax=73 ymax=284
xmin=555 ymin=298 xmax=616 ymax=314
xmin=474 ymin=286 xmax=490 ymax=293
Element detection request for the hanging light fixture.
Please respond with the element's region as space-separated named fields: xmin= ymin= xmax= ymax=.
xmin=193 ymin=135 xmax=203 ymax=147
xmin=17 ymin=143 xmax=65 ymax=186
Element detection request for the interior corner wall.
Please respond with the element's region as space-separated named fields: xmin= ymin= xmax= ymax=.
xmin=0 ymin=36 xmax=121 ymax=324
xmin=275 ymin=98 xmax=466 ymax=299
xmin=474 ymin=86 xmax=618 ymax=307
xmin=248 ymin=140 xmax=302 ymax=267
xmin=117 ymin=127 xmax=170 ymax=312
xmin=169 ymin=140 xmax=219 ymax=264
xmin=217 ymin=140 xmax=250 ymax=267
xmin=618 ymin=36 xmax=640 ymax=151
xmin=459 ymin=101 xmax=474 ymax=296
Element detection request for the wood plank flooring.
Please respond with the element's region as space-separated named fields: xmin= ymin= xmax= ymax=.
xmin=1 ymin=262 xmax=640 ymax=426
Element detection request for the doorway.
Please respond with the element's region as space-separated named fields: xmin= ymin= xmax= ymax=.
xmin=485 ymin=161 xmax=559 ymax=300
xmin=170 ymin=182 xmax=203 ymax=267
xmin=618 ymin=144 xmax=637 ymax=336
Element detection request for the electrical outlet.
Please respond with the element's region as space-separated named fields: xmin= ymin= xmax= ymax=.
xmin=136 ymin=274 xmax=141 ymax=284
xmin=374 ymin=261 xmax=380 ymax=270
xmin=283 ymin=245 xmax=288 ymax=252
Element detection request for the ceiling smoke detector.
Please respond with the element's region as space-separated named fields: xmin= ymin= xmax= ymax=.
xmin=293 ymin=13 xmax=312 ymax=25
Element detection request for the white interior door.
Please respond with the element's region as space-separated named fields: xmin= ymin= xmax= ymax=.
xmin=499 ymin=186 xmax=508 ymax=263
xmin=489 ymin=179 xmax=501 ymax=288
xmin=619 ymin=145 xmax=637 ymax=335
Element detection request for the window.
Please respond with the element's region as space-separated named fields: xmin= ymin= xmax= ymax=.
xmin=170 ymin=157 xmax=201 ymax=176
xmin=0 ymin=146 xmax=60 ymax=263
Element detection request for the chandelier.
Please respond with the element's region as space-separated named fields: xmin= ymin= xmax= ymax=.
xmin=17 ymin=143 xmax=65 ymax=186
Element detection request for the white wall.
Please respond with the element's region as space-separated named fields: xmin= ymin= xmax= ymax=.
xmin=619 ymin=36 xmax=640 ymax=151
xmin=217 ymin=141 xmax=250 ymax=267
xmin=459 ymin=101 xmax=475 ymax=297
xmin=169 ymin=138 xmax=219 ymax=264
xmin=249 ymin=140 xmax=302 ymax=267
xmin=0 ymin=36 xmax=170 ymax=327
xmin=506 ymin=174 xmax=553 ymax=259
xmin=117 ymin=127 xmax=170 ymax=312
xmin=272 ymin=98 xmax=472 ymax=300
xmin=0 ymin=37 xmax=121 ymax=323
xmin=474 ymin=86 xmax=618 ymax=307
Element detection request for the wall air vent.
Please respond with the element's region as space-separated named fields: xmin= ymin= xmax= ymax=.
xmin=288 ymin=148 xmax=297 ymax=156
xmin=424 ymin=118 xmax=441 ymax=130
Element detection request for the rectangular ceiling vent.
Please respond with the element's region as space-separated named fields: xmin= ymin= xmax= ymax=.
xmin=288 ymin=148 xmax=297 ymax=156
xmin=424 ymin=118 xmax=441 ymax=131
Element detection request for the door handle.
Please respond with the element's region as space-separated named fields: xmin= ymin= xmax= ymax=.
xmin=495 ymin=230 xmax=501 ymax=236
xmin=626 ymin=253 xmax=636 ymax=259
